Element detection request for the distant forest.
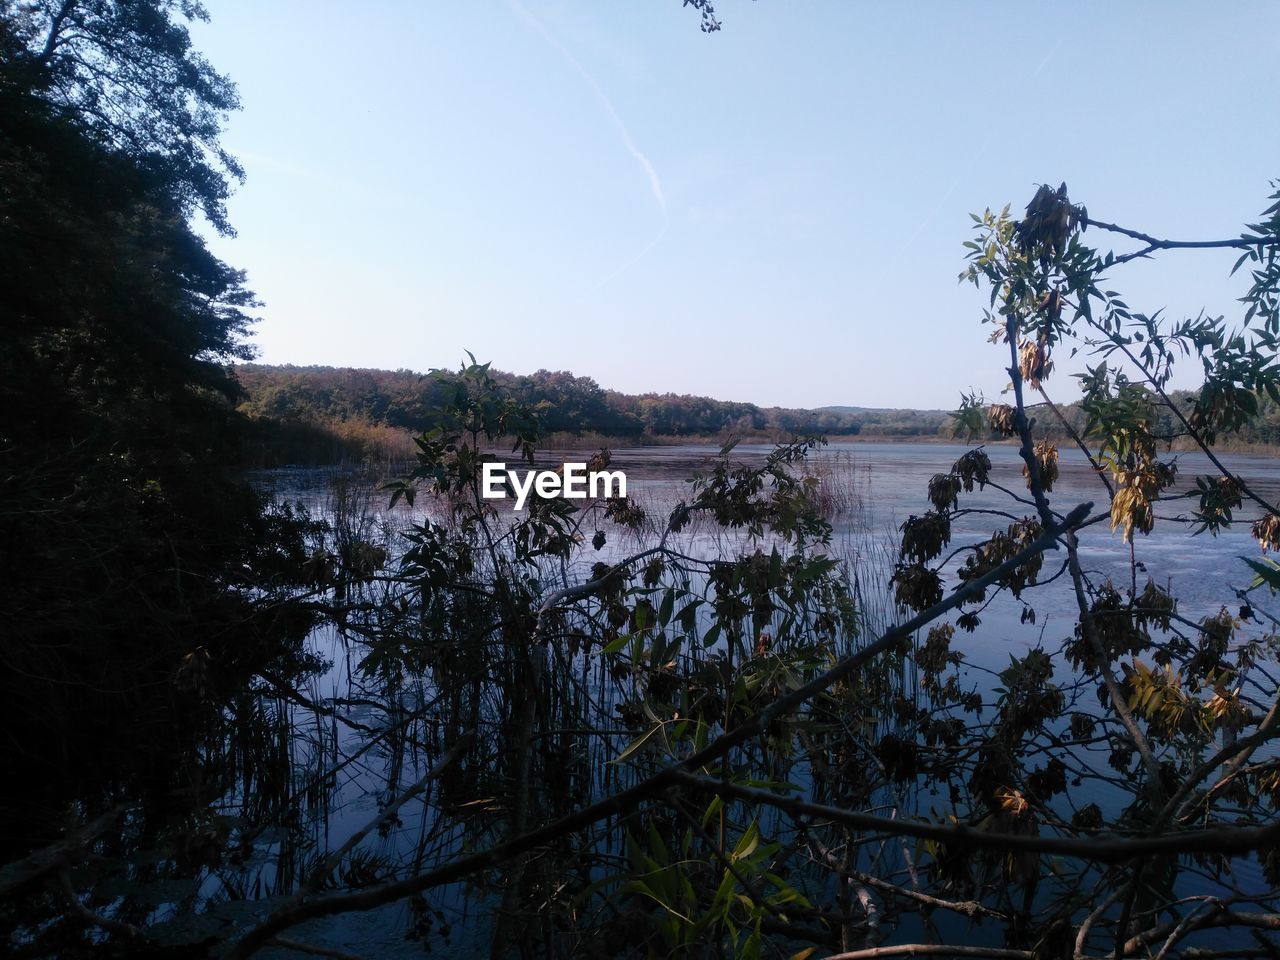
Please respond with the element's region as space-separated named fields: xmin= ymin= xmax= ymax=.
xmin=234 ymin=363 xmax=952 ymax=464
xmin=233 ymin=363 xmax=1280 ymax=466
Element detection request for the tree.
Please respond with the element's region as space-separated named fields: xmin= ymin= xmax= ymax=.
xmin=219 ymin=188 xmax=1280 ymax=960
xmin=1 ymin=0 xmax=243 ymax=231
xmin=0 ymin=3 xmax=316 ymax=938
xmin=7 ymin=1 xmax=1280 ymax=955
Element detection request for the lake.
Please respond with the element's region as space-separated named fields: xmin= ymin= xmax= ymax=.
xmin=241 ymin=440 xmax=1280 ymax=956
xmin=257 ymin=438 xmax=1280 ymax=666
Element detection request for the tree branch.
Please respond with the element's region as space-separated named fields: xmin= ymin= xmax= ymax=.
xmin=668 ymin=771 xmax=1280 ymax=862
xmin=225 ymin=503 xmax=1092 ymax=958
xmin=822 ymin=945 xmax=1034 ymax=960
xmin=1083 ymin=217 xmax=1280 ymax=267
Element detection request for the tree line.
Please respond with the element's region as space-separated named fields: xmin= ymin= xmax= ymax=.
xmin=235 ymin=362 xmax=1280 ymax=466
xmin=8 ymin=0 xmax=1280 ymax=956
xmin=234 ymin=363 xmax=954 ymax=464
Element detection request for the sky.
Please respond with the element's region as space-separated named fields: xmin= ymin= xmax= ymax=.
xmin=191 ymin=2 xmax=1280 ymax=409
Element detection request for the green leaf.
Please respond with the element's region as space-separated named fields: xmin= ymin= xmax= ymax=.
xmin=731 ymin=819 xmax=761 ymax=862
xmin=675 ymin=599 xmax=704 ymax=633
xmin=658 ymin=588 xmax=675 ymax=627
xmin=700 ymin=794 xmax=724 ymax=829
xmin=702 ymin=622 xmax=722 ymax=649
xmin=611 ymin=724 xmax=662 ymax=764
xmin=601 ymin=632 xmax=631 ymax=656
xmin=1243 ymin=556 xmax=1280 ymax=593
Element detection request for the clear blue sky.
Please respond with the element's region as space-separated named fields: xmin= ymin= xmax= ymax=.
xmin=192 ymin=2 xmax=1279 ymax=409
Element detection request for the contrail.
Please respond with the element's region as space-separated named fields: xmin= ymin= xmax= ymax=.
xmin=1032 ymin=41 xmax=1060 ymax=78
xmin=510 ymin=0 xmax=667 ymax=285
xmin=592 ymin=220 xmax=669 ymax=291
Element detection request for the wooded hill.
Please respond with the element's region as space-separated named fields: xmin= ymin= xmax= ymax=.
xmin=233 ymin=363 xmax=1280 ymax=466
xmin=233 ymin=363 xmax=953 ymax=464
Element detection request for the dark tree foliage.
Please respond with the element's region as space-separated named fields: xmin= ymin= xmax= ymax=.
xmin=0 ymin=6 xmax=311 ymax=861
xmin=682 ymin=0 xmax=722 ymax=32
xmin=1 ymin=0 xmax=243 ymax=232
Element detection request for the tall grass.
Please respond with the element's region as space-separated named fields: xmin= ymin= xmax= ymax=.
xmin=138 ymin=446 xmax=916 ymax=954
xmin=239 ymin=416 xmax=418 ymax=469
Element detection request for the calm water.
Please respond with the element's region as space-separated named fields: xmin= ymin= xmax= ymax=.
xmin=257 ymin=438 xmax=1280 ymax=665
xmin=246 ymin=441 xmax=1280 ymax=955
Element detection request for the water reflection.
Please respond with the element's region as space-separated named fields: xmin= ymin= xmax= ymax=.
xmin=235 ymin=441 xmax=1280 ymax=953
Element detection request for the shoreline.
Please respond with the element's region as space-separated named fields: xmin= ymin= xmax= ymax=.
xmin=242 ymin=421 xmax=1280 ymax=471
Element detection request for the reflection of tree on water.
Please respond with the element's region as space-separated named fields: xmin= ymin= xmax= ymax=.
xmin=226 ymin=197 xmax=1280 ymax=957
xmin=6 ymin=1 xmax=1280 ymax=957
xmin=11 ymin=261 xmax=1280 ymax=960
xmin=210 ymin=401 xmax=898 ymax=957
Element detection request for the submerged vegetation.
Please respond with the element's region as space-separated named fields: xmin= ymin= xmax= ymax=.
xmin=6 ymin=2 xmax=1280 ymax=959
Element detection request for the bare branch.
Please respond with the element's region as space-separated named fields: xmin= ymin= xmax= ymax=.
xmin=822 ymin=945 xmax=1034 ymax=960
xmin=1084 ymin=216 xmax=1280 ymax=266
xmin=0 ymin=806 xmax=124 ymax=897
xmin=668 ymin=771 xmax=1280 ymax=862
xmin=266 ymin=938 xmax=369 ymax=960
xmin=57 ymin=869 xmax=139 ymax=941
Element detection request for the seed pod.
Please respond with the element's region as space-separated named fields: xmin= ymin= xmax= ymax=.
xmin=951 ymin=449 xmax=992 ymax=491
xmin=1022 ymin=440 xmax=1059 ymax=492
xmin=928 ymin=473 xmax=962 ymax=512
xmin=1254 ymin=513 xmax=1280 ymax=552
xmin=1038 ymin=288 xmax=1063 ymax=322
xmin=987 ymin=403 xmax=1017 ymax=437
xmin=1019 ymin=339 xmax=1053 ymax=390
xmin=899 ymin=511 xmax=952 ymax=564
xmin=891 ymin=563 xmax=943 ymax=612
